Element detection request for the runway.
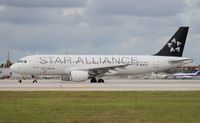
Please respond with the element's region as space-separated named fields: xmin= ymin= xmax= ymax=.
xmin=1 ymin=79 xmax=200 ymax=91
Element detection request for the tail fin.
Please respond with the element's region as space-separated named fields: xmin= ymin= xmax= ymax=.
xmin=155 ymin=27 xmax=189 ymax=57
xmin=194 ymin=70 xmax=200 ymax=76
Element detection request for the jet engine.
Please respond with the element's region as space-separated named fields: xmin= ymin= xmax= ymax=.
xmin=70 ymin=70 xmax=89 ymax=82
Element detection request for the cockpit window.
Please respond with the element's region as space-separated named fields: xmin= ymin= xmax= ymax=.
xmin=17 ymin=60 xmax=27 ymax=63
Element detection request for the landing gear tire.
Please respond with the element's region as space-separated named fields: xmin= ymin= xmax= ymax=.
xmin=33 ymin=79 xmax=37 ymax=83
xmin=90 ymin=78 xmax=97 ymax=83
xmin=98 ymin=79 xmax=104 ymax=83
xmin=18 ymin=80 xmax=22 ymax=83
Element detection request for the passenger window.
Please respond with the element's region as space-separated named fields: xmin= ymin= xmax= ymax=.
xmin=17 ymin=60 xmax=22 ymax=63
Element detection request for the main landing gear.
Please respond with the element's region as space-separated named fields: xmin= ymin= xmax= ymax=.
xmin=18 ymin=79 xmax=22 ymax=83
xmin=18 ymin=75 xmax=38 ymax=83
xmin=90 ymin=78 xmax=104 ymax=83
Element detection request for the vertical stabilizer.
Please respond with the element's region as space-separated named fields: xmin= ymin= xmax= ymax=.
xmin=155 ymin=27 xmax=189 ymax=57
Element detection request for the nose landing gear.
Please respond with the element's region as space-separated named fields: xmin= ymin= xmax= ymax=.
xmin=32 ymin=75 xmax=38 ymax=83
xmin=33 ymin=79 xmax=37 ymax=83
xmin=18 ymin=79 xmax=22 ymax=83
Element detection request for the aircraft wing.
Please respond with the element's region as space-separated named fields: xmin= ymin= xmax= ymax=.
xmin=71 ymin=64 xmax=129 ymax=77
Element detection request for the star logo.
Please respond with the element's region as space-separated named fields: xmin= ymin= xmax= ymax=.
xmin=167 ymin=38 xmax=181 ymax=53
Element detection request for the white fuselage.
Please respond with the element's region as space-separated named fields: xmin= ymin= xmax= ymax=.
xmin=10 ymin=55 xmax=189 ymax=76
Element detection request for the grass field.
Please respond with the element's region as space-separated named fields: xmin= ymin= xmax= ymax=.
xmin=0 ymin=91 xmax=200 ymax=123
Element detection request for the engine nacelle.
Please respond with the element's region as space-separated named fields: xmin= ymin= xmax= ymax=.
xmin=70 ymin=70 xmax=89 ymax=82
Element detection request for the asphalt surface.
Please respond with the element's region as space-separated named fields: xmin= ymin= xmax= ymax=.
xmin=0 ymin=79 xmax=200 ymax=91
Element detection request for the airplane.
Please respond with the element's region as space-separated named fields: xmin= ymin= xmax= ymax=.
xmin=150 ymin=72 xmax=169 ymax=79
xmin=10 ymin=27 xmax=192 ymax=83
xmin=173 ymin=70 xmax=200 ymax=79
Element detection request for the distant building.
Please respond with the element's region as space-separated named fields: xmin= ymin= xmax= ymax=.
xmin=0 ymin=64 xmax=3 ymax=68
xmin=0 ymin=51 xmax=13 ymax=68
xmin=0 ymin=60 xmax=13 ymax=68
xmin=176 ymin=65 xmax=200 ymax=72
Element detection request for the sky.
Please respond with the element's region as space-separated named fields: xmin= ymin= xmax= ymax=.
xmin=0 ymin=0 xmax=200 ymax=65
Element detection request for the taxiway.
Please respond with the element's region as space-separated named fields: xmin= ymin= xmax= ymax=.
xmin=0 ymin=79 xmax=200 ymax=91
xmin=0 ymin=80 xmax=200 ymax=91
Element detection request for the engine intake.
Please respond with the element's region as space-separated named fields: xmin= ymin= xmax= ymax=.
xmin=70 ymin=70 xmax=89 ymax=82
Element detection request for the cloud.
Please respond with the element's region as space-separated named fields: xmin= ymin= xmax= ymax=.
xmin=89 ymin=0 xmax=186 ymax=17
xmin=0 ymin=0 xmax=200 ymax=65
xmin=0 ymin=6 xmax=86 ymax=25
xmin=185 ymin=0 xmax=200 ymax=7
xmin=0 ymin=0 xmax=86 ymax=8
xmin=62 ymin=8 xmax=86 ymax=16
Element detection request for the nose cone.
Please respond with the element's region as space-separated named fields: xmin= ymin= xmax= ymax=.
xmin=10 ymin=64 xmax=19 ymax=73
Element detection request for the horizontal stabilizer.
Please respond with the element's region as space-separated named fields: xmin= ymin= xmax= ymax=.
xmin=168 ymin=58 xmax=192 ymax=64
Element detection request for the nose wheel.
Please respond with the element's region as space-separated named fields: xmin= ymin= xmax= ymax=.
xmin=32 ymin=75 xmax=38 ymax=83
xmin=18 ymin=79 xmax=22 ymax=83
xmin=33 ymin=79 xmax=37 ymax=83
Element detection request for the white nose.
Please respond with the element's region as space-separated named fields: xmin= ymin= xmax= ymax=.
xmin=10 ymin=64 xmax=19 ymax=73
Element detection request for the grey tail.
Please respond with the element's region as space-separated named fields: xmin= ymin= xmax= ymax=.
xmin=155 ymin=27 xmax=189 ymax=57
